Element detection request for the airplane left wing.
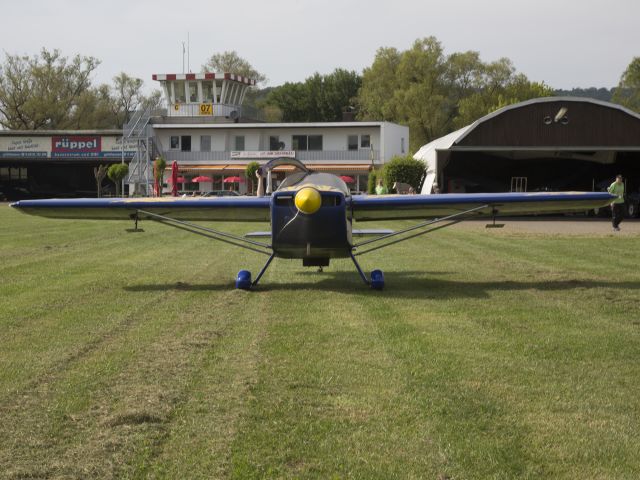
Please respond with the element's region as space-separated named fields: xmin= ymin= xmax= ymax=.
xmin=350 ymin=192 xmax=614 ymax=221
xmin=10 ymin=197 xmax=272 ymax=222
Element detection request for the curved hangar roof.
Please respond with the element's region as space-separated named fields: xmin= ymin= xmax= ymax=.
xmin=417 ymin=97 xmax=640 ymax=153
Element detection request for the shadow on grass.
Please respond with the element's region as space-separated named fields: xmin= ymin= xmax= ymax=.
xmin=123 ymin=271 xmax=640 ymax=299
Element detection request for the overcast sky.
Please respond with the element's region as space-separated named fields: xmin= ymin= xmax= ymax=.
xmin=2 ymin=0 xmax=638 ymax=92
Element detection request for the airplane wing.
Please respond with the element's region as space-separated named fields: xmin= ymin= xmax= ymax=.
xmin=350 ymin=192 xmax=614 ymax=221
xmin=10 ymin=197 xmax=271 ymax=222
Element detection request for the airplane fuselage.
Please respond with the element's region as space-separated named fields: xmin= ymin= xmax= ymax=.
xmin=270 ymin=173 xmax=353 ymax=266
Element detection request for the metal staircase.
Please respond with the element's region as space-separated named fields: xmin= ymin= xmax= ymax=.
xmin=124 ymin=101 xmax=163 ymax=196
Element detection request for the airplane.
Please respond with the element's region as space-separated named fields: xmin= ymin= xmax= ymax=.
xmin=10 ymin=157 xmax=614 ymax=290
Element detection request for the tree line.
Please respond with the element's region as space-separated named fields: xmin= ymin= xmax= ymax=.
xmin=1 ymin=40 xmax=639 ymax=152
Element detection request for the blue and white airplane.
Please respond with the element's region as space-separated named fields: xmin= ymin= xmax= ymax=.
xmin=11 ymin=158 xmax=614 ymax=290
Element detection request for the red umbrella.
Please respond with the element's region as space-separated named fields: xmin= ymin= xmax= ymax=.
xmin=171 ymin=161 xmax=179 ymax=196
xmin=223 ymin=176 xmax=245 ymax=183
xmin=340 ymin=175 xmax=355 ymax=183
xmin=192 ymin=175 xmax=213 ymax=182
xmin=166 ymin=176 xmax=187 ymax=183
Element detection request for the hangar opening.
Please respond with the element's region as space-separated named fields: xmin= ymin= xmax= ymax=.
xmin=416 ymin=97 xmax=640 ymax=214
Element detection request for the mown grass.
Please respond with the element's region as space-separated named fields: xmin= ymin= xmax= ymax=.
xmin=0 ymin=204 xmax=639 ymax=479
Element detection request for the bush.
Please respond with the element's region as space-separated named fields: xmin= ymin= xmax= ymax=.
xmin=367 ymin=170 xmax=378 ymax=194
xmin=382 ymin=155 xmax=426 ymax=192
xmin=107 ymin=163 xmax=129 ymax=197
xmin=245 ymin=161 xmax=260 ymax=194
xmin=154 ymin=157 xmax=167 ymax=183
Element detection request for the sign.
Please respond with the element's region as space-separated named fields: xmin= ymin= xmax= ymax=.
xmin=230 ymin=151 xmax=296 ymax=159
xmin=199 ymin=103 xmax=213 ymax=115
xmin=0 ymin=134 xmax=135 ymax=159
xmin=0 ymin=137 xmax=48 ymax=158
xmin=51 ymin=136 xmax=101 ymax=157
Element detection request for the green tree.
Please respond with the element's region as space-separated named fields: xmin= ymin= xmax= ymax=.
xmin=154 ymin=157 xmax=167 ymax=187
xmin=612 ymin=57 xmax=640 ymax=112
xmin=0 ymin=48 xmax=100 ymax=129
xmin=245 ymin=161 xmax=260 ymax=194
xmin=107 ymin=163 xmax=129 ymax=197
xmin=110 ymin=72 xmax=144 ymax=126
xmin=382 ymin=155 xmax=426 ymax=192
xmin=367 ymin=170 xmax=378 ymax=194
xmin=202 ymin=51 xmax=266 ymax=85
xmin=358 ymin=37 xmax=554 ymax=151
xmin=266 ymin=69 xmax=361 ymax=122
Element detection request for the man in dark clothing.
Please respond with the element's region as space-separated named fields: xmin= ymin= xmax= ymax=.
xmin=607 ymin=174 xmax=625 ymax=231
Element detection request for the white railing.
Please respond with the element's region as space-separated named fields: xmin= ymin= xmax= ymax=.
xmin=163 ymin=150 xmax=379 ymax=163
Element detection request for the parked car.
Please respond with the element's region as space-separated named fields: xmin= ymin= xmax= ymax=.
xmin=202 ymin=190 xmax=241 ymax=197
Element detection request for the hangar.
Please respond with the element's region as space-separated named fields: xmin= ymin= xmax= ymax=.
xmin=417 ymin=97 xmax=640 ymax=214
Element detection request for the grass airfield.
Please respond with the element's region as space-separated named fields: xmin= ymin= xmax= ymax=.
xmin=1 ymin=204 xmax=639 ymax=479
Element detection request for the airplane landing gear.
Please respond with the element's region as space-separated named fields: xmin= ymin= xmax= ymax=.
xmin=370 ymin=269 xmax=385 ymax=290
xmin=236 ymin=253 xmax=276 ymax=290
xmin=349 ymin=252 xmax=384 ymax=290
xmin=236 ymin=270 xmax=252 ymax=290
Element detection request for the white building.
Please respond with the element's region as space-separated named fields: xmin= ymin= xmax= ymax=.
xmin=127 ymin=73 xmax=410 ymax=194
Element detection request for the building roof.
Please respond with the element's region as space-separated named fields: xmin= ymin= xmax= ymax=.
xmin=416 ymin=97 xmax=640 ymax=153
xmin=152 ymin=73 xmax=256 ymax=85
xmin=0 ymin=129 xmax=123 ymax=136
xmin=151 ymin=121 xmax=396 ymax=129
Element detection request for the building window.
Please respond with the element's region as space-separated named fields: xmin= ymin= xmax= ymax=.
xmin=173 ymin=82 xmax=185 ymax=103
xmin=170 ymin=136 xmax=180 ymax=149
xmin=202 ymin=82 xmax=214 ymax=102
xmin=234 ymin=136 xmax=245 ymax=151
xmin=401 ymin=137 xmax=405 ymax=154
xmin=188 ymin=82 xmax=198 ymax=102
xmin=293 ymin=135 xmax=323 ymax=151
xmin=181 ymin=135 xmax=191 ymax=152
xmin=308 ymin=135 xmax=322 ymax=151
xmin=200 ymin=135 xmax=211 ymax=152
xmin=269 ymin=135 xmax=281 ymax=150
xmin=292 ymin=135 xmax=307 ymax=151
xmin=361 ymin=134 xmax=371 ymax=148
xmin=347 ymin=135 xmax=358 ymax=151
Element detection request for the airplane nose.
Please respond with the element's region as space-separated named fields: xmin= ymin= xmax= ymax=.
xmin=294 ymin=187 xmax=322 ymax=214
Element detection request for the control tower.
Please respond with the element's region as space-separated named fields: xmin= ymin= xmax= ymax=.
xmin=152 ymin=72 xmax=258 ymax=122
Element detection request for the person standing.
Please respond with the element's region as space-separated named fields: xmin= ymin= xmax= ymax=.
xmin=375 ymin=179 xmax=388 ymax=195
xmin=607 ymin=174 xmax=625 ymax=231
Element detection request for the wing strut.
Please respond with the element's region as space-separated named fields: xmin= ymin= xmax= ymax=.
xmin=136 ymin=209 xmax=272 ymax=256
xmin=353 ymin=204 xmax=489 ymax=256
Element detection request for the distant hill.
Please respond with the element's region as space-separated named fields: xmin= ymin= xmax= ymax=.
xmin=554 ymin=87 xmax=614 ymax=102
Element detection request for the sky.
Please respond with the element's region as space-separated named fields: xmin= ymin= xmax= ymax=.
xmin=1 ymin=0 xmax=639 ymax=92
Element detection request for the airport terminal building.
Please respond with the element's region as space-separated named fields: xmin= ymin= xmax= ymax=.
xmin=0 ymin=72 xmax=409 ymax=199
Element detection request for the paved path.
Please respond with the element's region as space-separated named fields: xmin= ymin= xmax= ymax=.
xmin=454 ymin=217 xmax=640 ymax=235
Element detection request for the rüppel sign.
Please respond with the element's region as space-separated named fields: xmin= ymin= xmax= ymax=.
xmin=51 ymin=136 xmax=101 ymax=157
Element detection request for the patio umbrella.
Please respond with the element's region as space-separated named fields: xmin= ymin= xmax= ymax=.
xmin=171 ymin=161 xmax=179 ymax=196
xmin=192 ymin=175 xmax=213 ymax=182
xmin=339 ymin=175 xmax=355 ymax=183
xmin=223 ymin=176 xmax=244 ymax=183
xmin=166 ymin=176 xmax=187 ymax=183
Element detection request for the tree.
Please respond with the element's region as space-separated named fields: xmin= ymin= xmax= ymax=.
xmin=94 ymin=164 xmax=108 ymax=198
xmin=110 ymin=72 xmax=144 ymax=126
xmin=357 ymin=37 xmax=554 ymax=151
xmin=154 ymin=157 xmax=167 ymax=189
xmin=613 ymin=57 xmax=640 ymax=112
xmin=382 ymin=155 xmax=426 ymax=192
xmin=107 ymin=163 xmax=129 ymax=197
xmin=202 ymin=51 xmax=266 ymax=85
xmin=266 ymin=69 xmax=362 ymax=122
xmin=0 ymin=48 xmax=100 ymax=129
xmin=367 ymin=170 xmax=379 ymax=194
xmin=245 ymin=161 xmax=260 ymax=194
